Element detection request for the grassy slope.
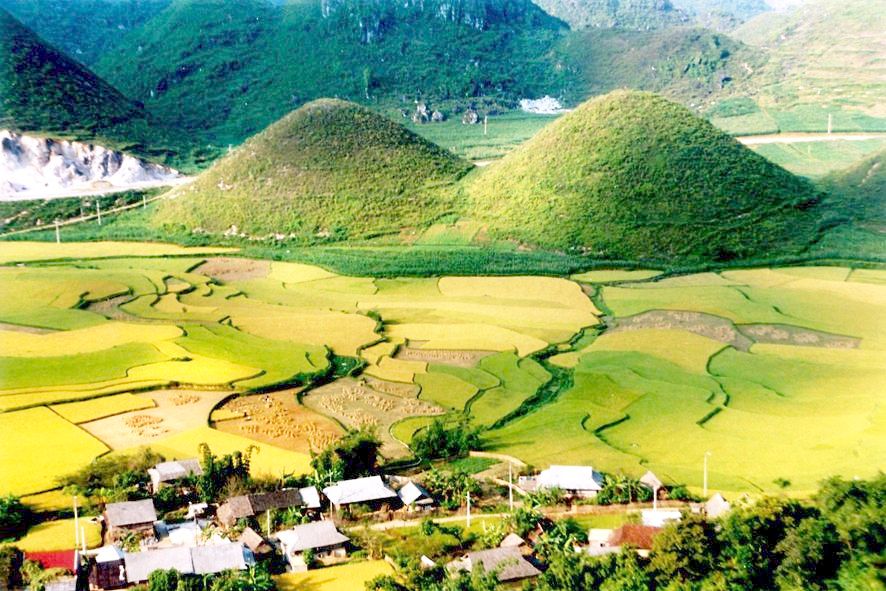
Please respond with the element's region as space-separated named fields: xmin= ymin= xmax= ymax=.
xmin=732 ymin=0 xmax=886 ymax=117
xmin=154 ymin=99 xmax=473 ymax=239
xmin=0 ymin=8 xmax=143 ymax=136
xmin=94 ymin=0 xmax=568 ymax=145
xmin=557 ymin=26 xmax=764 ymax=112
xmin=0 ymin=0 xmax=171 ymax=66
xmin=812 ymin=150 xmax=886 ymax=258
xmin=467 ymin=90 xmax=823 ymax=262
xmin=532 ymin=0 xmax=688 ymax=30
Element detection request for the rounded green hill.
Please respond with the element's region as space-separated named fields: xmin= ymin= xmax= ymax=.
xmin=467 ymin=90 xmax=823 ymax=262
xmin=154 ymin=99 xmax=473 ymax=240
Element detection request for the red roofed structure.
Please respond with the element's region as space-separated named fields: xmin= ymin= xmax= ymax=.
xmin=25 ymin=550 xmax=76 ymax=571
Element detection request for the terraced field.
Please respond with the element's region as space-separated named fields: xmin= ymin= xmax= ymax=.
xmin=0 ymin=242 xmax=599 ymax=497
xmin=489 ymin=267 xmax=886 ymax=494
xmin=0 ymin=241 xmax=882 ymax=497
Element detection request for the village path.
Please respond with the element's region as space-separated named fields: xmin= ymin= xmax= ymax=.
xmin=737 ymin=132 xmax=886 ymax=145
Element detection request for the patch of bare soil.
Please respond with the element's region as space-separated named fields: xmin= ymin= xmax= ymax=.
xmin=302 ymin=378 xmax=444 ymax=458
xmin=196 ymin=257 xmax=270 ymax=282
xmin=0 ymin=322 xmax=56 ymax=334
xmin=85 ymin=294 xmax=140 ymax=321
xmin=610 ymin=310 xmax=753 ymax=351
xmin=213 ymin=390 xmax=342 ymax=454
xmin=395 ymin=347 xmax=495 ymax=368
xmin=738 ymin=324 xmax=860 ymax=349
xmin=79 ymin=389 xmax=230 ymax=449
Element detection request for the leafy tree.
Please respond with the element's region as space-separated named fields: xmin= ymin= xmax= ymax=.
xmin=0 ymin=545 xmax=23 ymax=590
xmin=650 ymin=513 xmax=719 ymax=585
xmin=816 ymin=474 xmax=885 ymax=555
xmin=775 ymin=515 xmax=844 ymax=591
xmin=0 ymin=496 xmax=31 ymax=540
xmin=59 ymin=447 xmax=162 ymax=502
xmin=411 ymin=418 xmax=481 ymax=461
xmin=596 ymin=475 xmax=652 ymax=505
xmin=717 ymin=498 xmax=812 ymax=590
xmin=197 ymin=444 xmax=254 ymax=503
xmin=535 ymin=518 xmax=587 ymax=560
xmin=423 ymin=469 xmax=480 ymax=510
xmin=147 ymin=569 xmax=181 ymax=591
xmin=20 ymin=560 xmax=66 ymax=591
xmin=311 ymin=428 xmax=381 ymax=484
xmin=508 ymin=505 xmax=544 ymax=538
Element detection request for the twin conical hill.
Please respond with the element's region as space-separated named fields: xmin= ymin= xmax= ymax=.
xmin=154 ymin=99 xmax=473 ymax=240
xmin=467 ymin=90 xmax=823 ymax=262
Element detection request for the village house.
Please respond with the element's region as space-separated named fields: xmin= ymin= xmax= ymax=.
xmin=518 ymin=465 xmax=605 ymax=498
xmin=147 ymin=459 xmax=203 ymax=493
xmin=704 ymin=493 xmax=731 ymax=519
xmin=275 ymin=521 xmax=349 ymax=572
xmin=639 ymin=471 xmax=664 ymax=495
xmin=586 ymin=525 xmax=662 ymax=558
xmin=239 ymin=527 xmax=274 ymax=557
xmin=641 ymin=508 xmax=682 ymax=528
xmin=397 ymin=481 xmax=435 ymax=512
xmin=217 ymin=488 xmax=313 ymax=528
xmin=88 ymin=546 xmax=127 ymax=590
xmin=104 ymin=499 xmax=158 ymax=543
xmin=447 ymin=547 xmax=541 ymax=583
xmin=122 ymin=542 xmax=253 ymax=585
xmin=322 ymin=475 xmax=399 ymax=512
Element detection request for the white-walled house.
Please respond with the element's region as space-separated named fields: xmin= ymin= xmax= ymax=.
xmin=275 ymin=521 xmax=349 ymax=571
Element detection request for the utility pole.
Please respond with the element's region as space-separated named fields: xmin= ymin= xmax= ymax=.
xmin=96 ymin=201 xmax=102 ymax=225
xmin=73 ymin=496 xmax=79 ymax=549
xmin=143 ymin=193 xmax=148 ymax=209
xmin=466 ymin=491 xmax=471 ymax=528
xmin=55 ymin=220 xmax=61 ymax=244
xmin=483 ymin=115 xmax=488 ymax=136
xmin=508 ymin=463 xmax=514 ymax=511
xmin=703 ymin=451 xmax=712 ymax=498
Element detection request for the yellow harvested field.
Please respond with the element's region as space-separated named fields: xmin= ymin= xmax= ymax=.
xmin=21 ymin=489 xmax=73 ymax=512
xmin=14 ymin=518 xmax=102 ymax=552
xmin=0 ymin=241 xmax=235 ymax=263
xmin=0 ymin=322 xmax=182 ymax=357
xmin=269 ymin=262 xmax=336 ymax=284
xmin=438 ymin=276 xmax=597 ymax=312
xmin=78 ymin=390 xmax=232 ymax=449
xmin=364 ymin=355 xmax=427 ymax=383
xmin=588 ymin=329 xmax=727 ymax=373
xmin=571 ymin=269 xmax=662 ymax=283
xmin=0 ymin=381 xmax=167 ymax=413
xmin=360 ymin=340 xmax=400 ymax=365
xmin=0 ymin=407 xmax=109 ymax=496
xmin=849 ymin=268 xmax=886 ymax=285
xmin=386 ymin=323 xmax=547 ymax=357
xmin=228 ymin=302 xmax=379 ymax=356
xmin=148 ymin=426 xmax=312 ymax=479
xmin=274 ymin=560 xmax=394 ymax=591
xmin=51 ymin=393 xmax=157 ymax=424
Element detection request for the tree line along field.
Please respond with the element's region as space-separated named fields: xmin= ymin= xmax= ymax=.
xmin=0 ymin=242 xmax=883 ymax=503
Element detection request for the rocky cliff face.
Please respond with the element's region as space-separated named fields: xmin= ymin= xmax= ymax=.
xmin=0 ymin=130 xmax=179 ymax=199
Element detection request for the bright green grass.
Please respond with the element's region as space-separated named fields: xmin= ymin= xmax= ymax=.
xmin=443 ymin=456 xmax=499 ymax=474
xmin=175 ymin=324 xmax=329 ymax=389
xmin=469 ymin=353 xmax=550 ymax=426
xmin=407 ymin=112 xmax=557 ymax=161
xmin=571 ymin=512 xmax=630 ymax=530
xmin=390 ymin=415 xmax=437 ymax=446
xmin=415 ymin=370 xmax=479 ymax=411
xmin=750 ymin=139 xmax=886 ymax=178
xmin=0 ymin=343 xmax=168 ymax=391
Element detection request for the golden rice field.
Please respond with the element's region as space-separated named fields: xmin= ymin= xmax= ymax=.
xmin=0 ymin=240 xmax=883 ymax=496
xmin=14 ymin=518 xmax=102 ymax=552
xmin=274 ymin=560 xmax=394 ymax=591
